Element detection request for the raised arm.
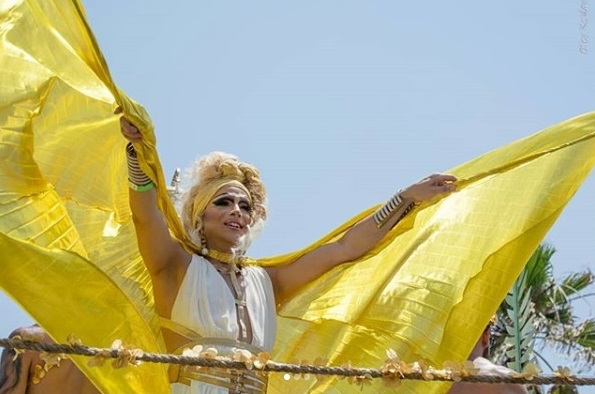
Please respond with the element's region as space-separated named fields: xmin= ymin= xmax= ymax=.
xmin=119 ymin=113 xmax=189 ymax=279
xmin=266 ymin=174 xmax=457 ymax=303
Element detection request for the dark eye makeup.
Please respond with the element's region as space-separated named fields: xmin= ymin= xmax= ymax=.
xmin=212 ymin=196 xmax=253 ymax=212
xmin=213 ymin=197 xmax=232 ymax=206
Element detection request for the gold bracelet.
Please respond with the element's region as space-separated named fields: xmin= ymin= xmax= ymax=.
xmin=373 ymin=191 xmax=414 ymax=228
xmin=126 ymin=142 xmax=153 ymax=190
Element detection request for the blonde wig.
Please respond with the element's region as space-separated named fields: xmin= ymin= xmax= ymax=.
xmin=180 ymin=152 xmax=267 ymax=254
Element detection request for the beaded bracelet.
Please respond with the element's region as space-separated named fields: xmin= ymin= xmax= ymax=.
xmin=373 ymin=191 xmax=415 ymax=229
xmin=126 ymin=143 xmax=155 ymax=192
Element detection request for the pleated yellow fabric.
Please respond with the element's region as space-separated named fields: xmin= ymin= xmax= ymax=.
xmin=0 ymin=0 xmax=169 ymax=392
xmin=267 ymin=111 xmax=595 ymax=393
xmin=1 ymin=1 xmax=595 ymax=394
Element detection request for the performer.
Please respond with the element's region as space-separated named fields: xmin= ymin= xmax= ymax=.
xmin=447 ymin=322 xmax=528 ymax=394
xmin=0 ymin=325 xmax=100 ymax=394
xmin=119 ymin=111 xmax=456 ymax=393
xmin=2 ymin=2 xmax=594 ymax=393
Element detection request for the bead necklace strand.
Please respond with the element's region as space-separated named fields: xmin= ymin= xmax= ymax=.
xmin=209 ymin=259 xmax=250 ymax=343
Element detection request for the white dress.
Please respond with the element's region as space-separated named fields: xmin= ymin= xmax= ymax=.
xmin=169 ymin=254 xmax=277 ymax=394
xmin=447 ymin=358 xmax=528 ymax=394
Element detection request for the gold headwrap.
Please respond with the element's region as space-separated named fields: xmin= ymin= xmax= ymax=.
xmin=189 ymin=179 xmax=252 ymax=230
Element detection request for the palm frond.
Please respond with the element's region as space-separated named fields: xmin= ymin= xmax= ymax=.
xmin=494 ymin=242 xmax=595 ymax=377
xmin=504 ymin=269 xmax=537 ymax=371
xmin=525 ymin=244 xmax=556 ymax=291
xmin=543 ymin=320 xmax=595 ymax=370
xmin=559 ymin=271 xmax=595 ymax=300
xmin=548 ymin=385 xmax=579 ymax=394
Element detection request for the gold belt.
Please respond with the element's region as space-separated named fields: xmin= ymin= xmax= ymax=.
xmin=168 ymin=337 xmax=268 ymax=394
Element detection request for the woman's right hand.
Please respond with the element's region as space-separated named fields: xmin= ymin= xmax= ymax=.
xmin=115 ymin=107 xmax=143 ymax=142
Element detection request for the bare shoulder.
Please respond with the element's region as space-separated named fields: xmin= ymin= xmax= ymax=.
xmin=8 ymin=325 xmax=50 ymax=342
xmin=1 ymin=325 xmax=101 ymax=394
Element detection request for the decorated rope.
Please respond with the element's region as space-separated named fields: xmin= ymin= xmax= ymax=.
xmin=0 ymin=337 xmax=588 ymax=387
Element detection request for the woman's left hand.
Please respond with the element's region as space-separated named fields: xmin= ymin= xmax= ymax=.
xmin=400 ymin=173 xmax=457 ymax=203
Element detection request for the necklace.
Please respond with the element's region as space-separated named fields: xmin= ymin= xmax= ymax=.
xmin=202 ymin=248 xmax=255 ymax=265
xmin=210 ymin=259 xmax=240 ymax=275
xmin=203 ymin=251 xmax=251 ymax=342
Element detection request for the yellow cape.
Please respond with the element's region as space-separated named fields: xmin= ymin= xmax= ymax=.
xmin=1 ymin=1 xmax=594 ymax=393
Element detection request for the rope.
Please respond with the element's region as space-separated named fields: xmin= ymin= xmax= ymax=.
xmin=0 ymin=338 xmax=589 ymax=386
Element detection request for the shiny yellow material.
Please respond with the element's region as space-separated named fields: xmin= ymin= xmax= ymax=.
xmin=1 ymin=1 xmax=595 ymax=394
xmin=0 ymin=0 xmax=168 ymax=392
xmin=268 ymin=111 xmax=595 ymax=393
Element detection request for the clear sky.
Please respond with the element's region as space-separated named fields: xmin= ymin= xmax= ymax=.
xmin=2 ymin=0 xmax=594 ymax=391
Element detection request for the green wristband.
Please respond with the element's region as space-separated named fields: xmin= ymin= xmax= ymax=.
xmin=128 ymin=180 xmax=155 ymax=192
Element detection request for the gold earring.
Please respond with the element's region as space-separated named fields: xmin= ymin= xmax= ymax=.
xmin=199 ymin=231 xmax=208 ymax=255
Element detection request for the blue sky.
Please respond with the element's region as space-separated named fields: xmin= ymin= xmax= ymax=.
xmin=2 ymin=0 xmax=594 ymax=391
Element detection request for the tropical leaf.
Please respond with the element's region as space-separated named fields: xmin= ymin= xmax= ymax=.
xmin=547 ymin=320 xmax=595 ymax=367
xmin=575 ymin=320 xmax=595 ymax=349
xmin=525 ymin=244 xmax=556 ymax=291
xmin=493 ymin=242 xmax=595 ymax=393
xmin=561 ymin=271 xmax=594 ymax=300
xmin=504 ymin=269 xmax=537 ymax=372
xmin=548 ymin=385 xmax=579 ymax=394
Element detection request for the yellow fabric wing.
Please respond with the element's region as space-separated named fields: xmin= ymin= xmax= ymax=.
xmin=267 ymin=112 xmax=595 ymax=393
xmin=1 ymin=1 xmax=595 ymax=394
xmin=0 ymin=0 xmax=168 ymax=392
